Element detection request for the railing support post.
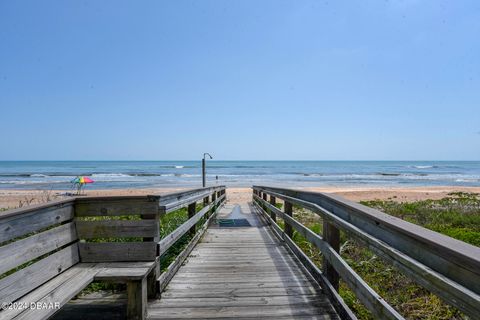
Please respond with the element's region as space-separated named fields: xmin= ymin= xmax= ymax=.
xmin=262 ymin=193 xmax=267 ymax=212
xmin=323 ymin=221 xmax=340 ymax=290
xmin=212 ymin=192 xmax=217 ymax=211
xmin=284 ymin=201 xmax=293 ymax=238
xmin=188 ymin=202 xmax=196 ymax=237
xmin=203 ymin=195 xmax=209 ymax=207
xmin=269 ymin=195 xmax=277 ymax=222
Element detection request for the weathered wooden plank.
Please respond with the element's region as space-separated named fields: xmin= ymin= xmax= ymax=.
xmin=178 ymin=265 xmax=305 ymax=272
xmin=170 ymin=274 xmax=311 ymax=283
xmin=0 ymin=263 xmax=96 ymax=320
xmin=12 ymin=264 xmax=97 ymax=320
xmin=0 ymin=244 xmax=80 ymax=303
xmin=160 ymin=286 xmax=320 ymax=299
xmin=156 ymin=186 xmax=224 ymax=204
xmin=167 ymin=280 xmax=318 ymax=290
xmin=75 ymin=197 xmax=158 ymax=217
xmin=76 ymin=220 xmax=157 ymax=239
xmin=147 ymin=304 xmax=337 ymax=319
xmin=96 ymin=261 xmax=156 ymax=269
xmin=185 ymin=256 xmax=297 ymax=263
xmin=184 ymin=261 xmax=297 ymax=267
xmin=94 ymin=268 xmax=151 ymax=282
xmin=158 ymin=187 xmax=226 ymax=214
xmin=152 ymin=295 xmax=328 ymax=308
xmin=78 ymin=242 xmax=157 ymax=262
xmin=160 ymin=191 xmax=211 ymax=214
xmin=0 ymin=202 xmax=74 ymax=243
xmin=0 ymin=222 xmax=77 ymax=275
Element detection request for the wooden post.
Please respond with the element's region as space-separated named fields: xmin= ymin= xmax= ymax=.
xmin=127 ymin=278 xmax=147 ymax=320
xmin=203 ymin=195 xmax=209 ymax=207
xmin=188 ymin=202 xmax=196 ymax=237
xmin=147 ymin=261 xmax=159 ymax=299
xmin=323 ymin=221 xmax=340 ymax=291
xmin=284 ymin=201 xmax=293 ymax=238
xmin=212 ymin=192 xmax=217 ymax=212
xmin=269 ymin=195 xmax=277 ymax=222
xmin=262 ymin=192 xmax=267 ymax=211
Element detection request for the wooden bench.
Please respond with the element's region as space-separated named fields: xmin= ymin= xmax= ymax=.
xmin=0 ymin=196 xmax=160 ymax=320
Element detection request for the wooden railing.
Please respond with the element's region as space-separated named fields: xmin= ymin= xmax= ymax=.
xmin=156 ymin=186 xmax=226 ymax=292
xmin=252 ymin=186 xmax=480 ymax=320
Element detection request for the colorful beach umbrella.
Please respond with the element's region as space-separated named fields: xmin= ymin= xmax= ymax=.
xmin=71 ymin=176 xmax=94 ymax=184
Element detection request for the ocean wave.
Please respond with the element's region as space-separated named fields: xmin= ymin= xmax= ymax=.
xmin=0 ymin=180 xmax=67 ymax=185
xmin=411 ymin=165 xmax=437 ymax=169
xmin=0 ymin=174 xmax=33 ymax=177
xmin=91 ymin=173 xmax=132 ymax=178
xmin=156 ymin=165 xmax=196 ymax=169
xmin=30 ymin=174 xmax=48 ymax=177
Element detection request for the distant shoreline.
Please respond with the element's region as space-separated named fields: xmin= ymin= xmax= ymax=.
xmin=2 ymin=185 xmax=480 ymax=210
xmin=1 ymin=160 xmax=479 ymax=190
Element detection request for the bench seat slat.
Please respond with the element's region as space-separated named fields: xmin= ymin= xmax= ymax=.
xmin=0 ymin=222 xmax=77 ymax=275
xmin=0 ymin=244 xmax=80 ymax=304
xmin=12 ymin=264 xmax=98 ymax=320
xmin=0 ymin=264 xmax=96 ymax=320
xmin=94 ymin=267 xmax=152 ymax=281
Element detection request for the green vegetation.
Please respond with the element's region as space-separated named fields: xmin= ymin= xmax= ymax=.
xmin=274 ymin=192 xmax=479 ymax=320
xmin=361 ymin=192 xmax=480 ymax=247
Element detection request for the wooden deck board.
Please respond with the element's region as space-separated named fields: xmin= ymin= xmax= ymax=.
xmin=147 ymin=203 xmax=339 ymax=320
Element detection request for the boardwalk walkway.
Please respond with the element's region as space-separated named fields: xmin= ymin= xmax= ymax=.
xmin=147 ymin=202 xmax=339 ymax=319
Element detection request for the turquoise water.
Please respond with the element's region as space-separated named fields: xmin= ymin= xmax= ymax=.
xmin=0 ymin=161 xmax=479 ymax=189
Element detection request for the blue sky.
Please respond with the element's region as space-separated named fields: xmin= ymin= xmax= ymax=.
xmin=1 ymin=0 xmax=479 ymax=160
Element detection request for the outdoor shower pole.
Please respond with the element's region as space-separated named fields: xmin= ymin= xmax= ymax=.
xmin=202 ymin=158 xmax=206 ymax=187
xmin=202 ymin=153 xmax=212 ymax=187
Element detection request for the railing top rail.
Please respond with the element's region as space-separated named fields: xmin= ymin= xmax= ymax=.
xmin=155 ymin=185 xmax=225 ymax=202
xmin=156 ymin=186 xmax=226 ymax=214
xmin=0 ymin=198 xmax=75 ymax=220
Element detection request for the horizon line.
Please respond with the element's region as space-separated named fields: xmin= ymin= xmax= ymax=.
xmin=0 ymin=159 xmax=479 ymax=162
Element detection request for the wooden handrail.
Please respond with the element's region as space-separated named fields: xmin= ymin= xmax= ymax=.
xmin=252 ymin=186 xmax=480 ymax=320
xmin=156 ymin=186 xmax=226 ymax=291
xmin=159 ymin=193 xmax=225 ymax=255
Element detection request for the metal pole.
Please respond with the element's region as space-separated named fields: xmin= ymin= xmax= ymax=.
xmin=202 ymin=158 xmax=206 ymax=187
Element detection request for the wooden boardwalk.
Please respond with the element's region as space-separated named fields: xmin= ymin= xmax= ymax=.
xmin=147 ymin=202 xmax=339 ymax=319
xmin=2 ymin=186 xmax=478 ymax=319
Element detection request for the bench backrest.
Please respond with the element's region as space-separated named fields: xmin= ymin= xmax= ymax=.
xmin=0 ymin=195 xmax=161 ymax=305
xmin=74 ymin=196 xmax=160 ymax=262
xmin=0 ymin=200 xmax=79 ymax=303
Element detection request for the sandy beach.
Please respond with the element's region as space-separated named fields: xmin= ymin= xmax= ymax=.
xmin=2 ymin=185 xmax=479 ymax=210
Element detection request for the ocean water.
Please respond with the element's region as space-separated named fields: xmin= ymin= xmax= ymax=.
xmin=0 ymin=161 xmax=479 ymax=190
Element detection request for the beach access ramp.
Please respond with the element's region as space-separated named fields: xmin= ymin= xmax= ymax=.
xmin=1 ymin=186 xmax=478 ymax=320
